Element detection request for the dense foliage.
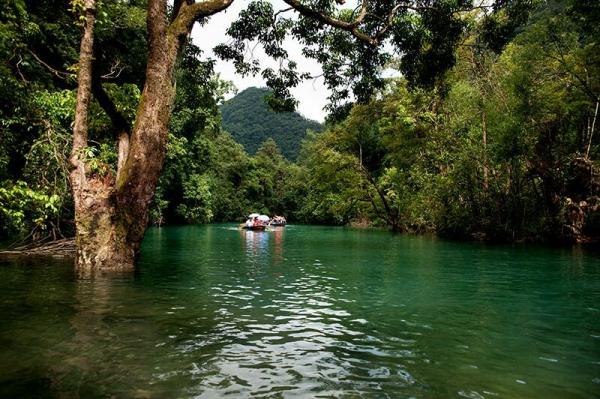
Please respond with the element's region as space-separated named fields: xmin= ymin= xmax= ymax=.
xmin=221 ymin=87 xmax=322 ymax=160
xmin=289 ymin=0 xmax=600 ymax=243
xmin=0 ymin=0 xmax=76 ymax=240
xmin=217 ymin=0 xmax=480 ymax=119
xmin=0 ymin=0 xmax=302 ymax=237
xmin=1 ymin=0 xmax=598 ymax=245
xmin=0 ymin=0 xmax=148 ymax=241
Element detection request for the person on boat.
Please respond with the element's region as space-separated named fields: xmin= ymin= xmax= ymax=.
xmin=271 ymin=215 xmax=286 ymax=226
xmin=246 ymin=218 xmax=253 ymax=228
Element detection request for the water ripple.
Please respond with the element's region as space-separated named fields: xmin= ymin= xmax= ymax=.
xmin=1 ymin=224 xmax=598 ymax=398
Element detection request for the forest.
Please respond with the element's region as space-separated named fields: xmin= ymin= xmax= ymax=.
xmin=221 ymin=87 xmax=323 ymax=160
xmin=0 ymin=0 xmax=598 ymax=249
xmin=1 ymin=2 xmax=599 ymax=396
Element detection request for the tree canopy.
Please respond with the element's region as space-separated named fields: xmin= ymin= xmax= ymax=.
xmin=217 ymin=0 xmax=488 ymax=118
xmin=1 ymin=0 xmax=597 ymax=250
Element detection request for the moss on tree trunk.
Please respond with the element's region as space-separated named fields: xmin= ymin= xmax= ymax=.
xmin=73 ymin=177 xmax=135 ymax=269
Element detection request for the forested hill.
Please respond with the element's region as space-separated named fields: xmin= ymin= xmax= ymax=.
xmin=220 ymin=87 xmax=323 ymax=160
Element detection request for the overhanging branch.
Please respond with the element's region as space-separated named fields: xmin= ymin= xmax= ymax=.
xmin=187 ymin=0 xmax=235 ymax=18
xmin=91 ymin=74 xmax=131 ymax=136
xmin=284 ymin=0 xmax=378 ymax=45
xmin=172 ymin=0 xmax=235 ymax=35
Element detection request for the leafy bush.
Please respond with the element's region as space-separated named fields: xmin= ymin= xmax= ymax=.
xmin=0 ymin=181 xmax=60 ymax=239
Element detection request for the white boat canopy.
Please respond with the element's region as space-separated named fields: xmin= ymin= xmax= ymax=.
xmin=248 ymin=213 xmax=260 ymax=218
xmin=258 ymin=215 xmax=270 ymax=222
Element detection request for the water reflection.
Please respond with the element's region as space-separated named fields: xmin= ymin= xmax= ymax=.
xmin=49 ymin=273 xmax=156 ymax=397
xmin=0 ymin=225 xmax=598 ymax=398
xmin=187 ymin=231 xmax=419 ymax=398
xmin=241 ymin=230 xmax=269 ymax=259
xmin=239 ymin=227 xmax=286 ymax=265
xmin=272 ymin=227 xmax=285 ymax=265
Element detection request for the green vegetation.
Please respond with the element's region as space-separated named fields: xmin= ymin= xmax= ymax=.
xmin=0 ymin=0 xmax=598 ymax=245
xmin=221 ymin=87 xmax=322 ymax=160
xmin=290 ymin=0 xmax=600 ymax=243
xmin=0 ymin=0 xmax=147 ymax=242
xmin=0 ymin=0 xmax=78 ymax=240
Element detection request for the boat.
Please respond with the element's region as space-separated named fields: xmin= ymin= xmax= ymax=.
xmin=241 ymin=213 xmax=269 ymax=231
xmin=270 ymin=221 xmax=286 ymax=227
xmin=242 ymin=224 xmax=267 ymax=231
xmin=270 ymin=215 xmax=287 ymax=227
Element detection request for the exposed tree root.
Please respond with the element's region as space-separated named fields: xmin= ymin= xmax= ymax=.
xmin=0 ymin=238 xmax=75 ymax=257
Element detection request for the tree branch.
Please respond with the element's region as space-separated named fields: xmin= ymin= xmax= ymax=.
xmin=91 ymin=74 xmax=131 ymax=135
xmin=148 ymin=0 xmax=168 ymax=48
xmin=172 ymin=0 xmax=235 ymax=35
xmin=15 ymin=55 xmax=29 ymax=83
xmin=285 ymin=1 xmax=474 ymax=47
xmin=274 ymin=6 xmax=294 ymax=20
xmin=27 ymin=49 xmax=72 ymax=80
xmin=372 ymin=3 xmax=408 ymax=43
xmin=91 ymin=77 xmax=131 ymax=180
xmin=351 ymin=0 xmax=368 ymax=27
xmin=100 ymin=60 xmax=125 ymax=80
xmin=187 ymin=0 xmax=234 ymax=18
xmin=284 ymin=0 xmax=378 ymax=45
xmin=171 ymin=0 xmax=187 ymax=22
xmin=71 ymin=0 xmax=96 ymax=163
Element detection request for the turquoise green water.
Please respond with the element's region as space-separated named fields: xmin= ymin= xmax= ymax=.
xmin=0 ymin=224 xmax=599 ymax=398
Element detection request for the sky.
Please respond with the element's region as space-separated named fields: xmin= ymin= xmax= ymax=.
xmin=190 ymin=1 xmax=359 ymax=123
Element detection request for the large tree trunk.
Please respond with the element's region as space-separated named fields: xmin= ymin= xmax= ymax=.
xmin=109 ymin=1 xmax=181 ymax=268
xmin=71 ymin=177 xmax=134 ymax=269
xmin=69 ymin=0 xmax=125 ymax=269
xmin=71 ymin=0 xmax=178 ymax=271
xmin=70 ymin=0 xmax=233 ymax=271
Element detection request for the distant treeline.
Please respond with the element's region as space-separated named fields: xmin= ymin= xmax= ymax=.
xmin=0 ymin=0 xmax=598 ymax=244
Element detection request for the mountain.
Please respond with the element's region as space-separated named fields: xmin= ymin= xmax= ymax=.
xmin=220 ymin=87 xmax=323 ymax=160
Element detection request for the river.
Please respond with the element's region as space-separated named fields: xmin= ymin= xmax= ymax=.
xmin=0 ymin=224 xmax=598 ymax=398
